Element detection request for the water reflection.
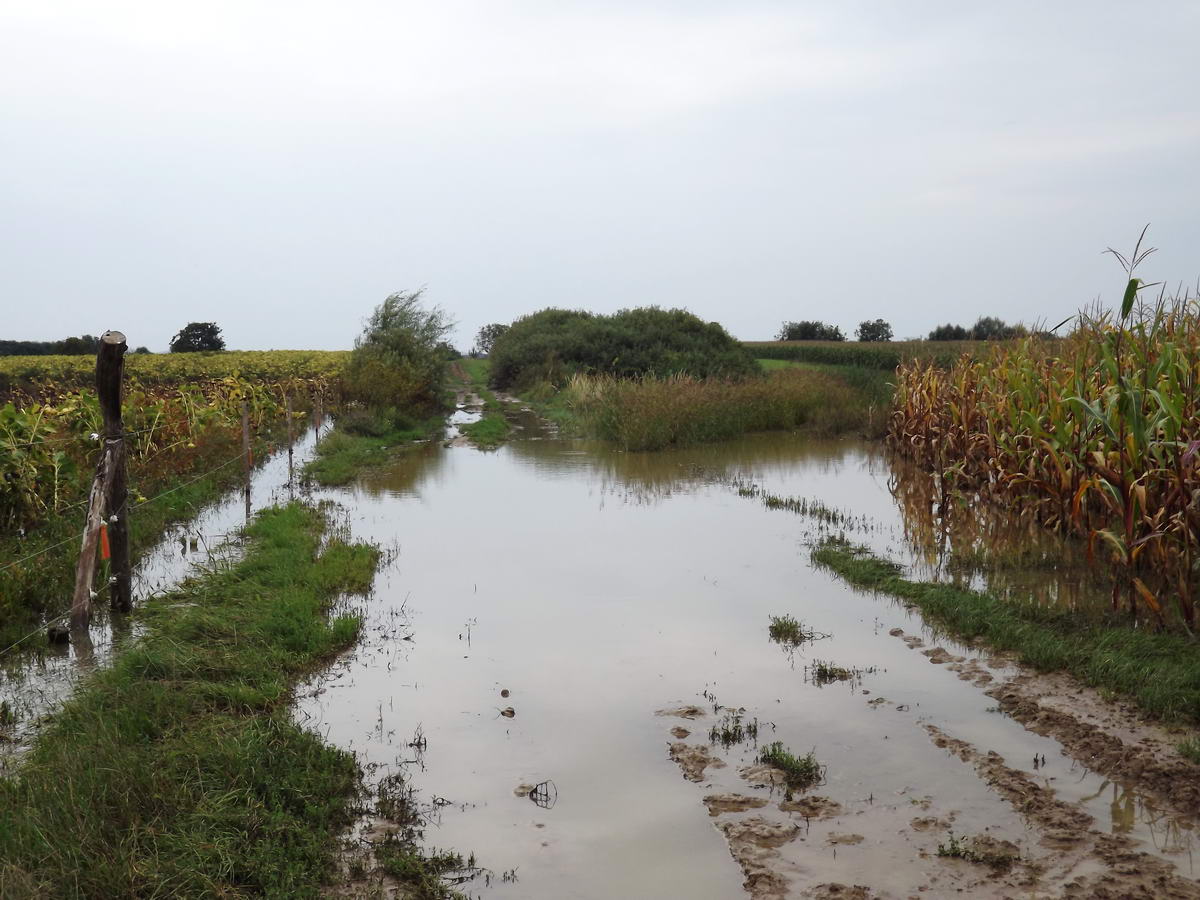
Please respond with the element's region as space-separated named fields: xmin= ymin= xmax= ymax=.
xmin=887 ymin=455 xmax=1114 ymax=613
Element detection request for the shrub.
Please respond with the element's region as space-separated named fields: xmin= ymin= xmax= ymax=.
xmin=344 ymin=290 xmax=453 ymax=412
xmin=488 ymin=307 xmax=758 ymax=389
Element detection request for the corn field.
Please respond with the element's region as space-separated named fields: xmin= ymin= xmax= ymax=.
xmin=889 ymin=241 xmax=1200 ymax=631
xmin=1 ymin=358 xmax=340 ymax=530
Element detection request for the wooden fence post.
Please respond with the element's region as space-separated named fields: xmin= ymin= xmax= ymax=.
xmin=70 ymin=331 xmax=128 ymax=630
xmin=70 ymin=449 xmax=109 ymax=631
xmin=241 ymin=400 xmax=251 ymax=518
xmin=286 ymin=393 xmax=294 ymax=484
xmin=99 ymin=331 xmax=131 ymax=613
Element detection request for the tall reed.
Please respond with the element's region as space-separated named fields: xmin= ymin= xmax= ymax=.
xmin=566 ymin=368 xmax=876 ymax=451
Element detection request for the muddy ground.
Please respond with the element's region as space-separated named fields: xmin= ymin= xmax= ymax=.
xmin=662 ymin=627 xmax=1200 ymax=899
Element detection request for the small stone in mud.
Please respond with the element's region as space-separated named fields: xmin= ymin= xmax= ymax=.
xmin=670 ymin=742 xmax=726 ymax=782
xmin=670 ymin=726 xmax=690 ymax=739
xmin=703 ymin=793 xmax=769 ymax=817
xmin=867 ymin=697 xmax=888 ymax=706
xmin=827 ymin=833 xmax=865 ymax=845
xmin=500 ymin=688 xmax=510 ymax=698
xmin=514 ymin=783 xmax=534 ymax=797
xmin=719 ymin=816 xmax=800 ymax=849
xmin=902 ymin=636 xmax=925 ymax=649
xmin=965 ymin=834 xmax=1020 ymax=868
xmin=888 ymin=628 xmax=904 ymax=637
xmin=909 ymin=816 xmax=949 ymax=832
xmin=656 ymin=704 xmax=706 ymax=719
xmin=499 ymin=707 xmax=516 ymax=718
xmin=780 ymin=795 xmax=843 ymax=819
xmin=739 ymin=763 xmax=786 ymax=787
xmin=923 ymin=647 xmax=964 ymax=664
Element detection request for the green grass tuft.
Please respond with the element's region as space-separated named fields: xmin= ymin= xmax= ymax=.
xmin=757 ymin=741 xmax=824 ymax=791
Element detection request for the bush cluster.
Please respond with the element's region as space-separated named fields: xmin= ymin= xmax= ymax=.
xmin=488 ymin=307 xmax=758 ymax=389
xmin=343 ymin=290 xmax=452 ymax=412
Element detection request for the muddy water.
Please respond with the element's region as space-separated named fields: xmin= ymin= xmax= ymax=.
xmin=300 ymin=428 xmax=1199 ymax=898
xmin=0 ymin=422 xmax=329 ymax=768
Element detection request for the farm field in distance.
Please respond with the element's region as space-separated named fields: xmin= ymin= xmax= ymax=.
xmin=3 ymin=284 xmax=1200 ymax=899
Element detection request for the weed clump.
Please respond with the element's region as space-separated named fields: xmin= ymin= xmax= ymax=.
xmin=768 ymin=615 xmax=827 ymax=647
xmin=809 ymin=660 xmax=854 ymax=685
xmin=757 ymin=741 xmax=825 ymax=791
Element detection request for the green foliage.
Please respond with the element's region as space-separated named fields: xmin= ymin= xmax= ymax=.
xmin=776 ymin=320 xmax=845 ymax=342
xmin=344 ymin=290 xmax=453 ymax=412
xmin=855 ymin=318 xmax=893 ymax=342
xmin=472 ymin=323 xmax=509 ymax=356
xmin=0 ymin=504 xmax=378 ymax=898
xmin=169 ymin=322 xmax=225 ymax=353
xmin=488 ymin=307 xmax=758 ymax=390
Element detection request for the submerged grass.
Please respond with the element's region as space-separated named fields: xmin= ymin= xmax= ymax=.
xmin=768 ymin=614 xmax=826 ymax=646
xmin=757 ymin=741 xmax=824 ymax=791
xmin=305 ymin=413 xmax=442 ymax=486
xmin=813 ymin=536 xmax=1200 ymax=723
xmin=0 ymin=503 xmax=378 ymax=898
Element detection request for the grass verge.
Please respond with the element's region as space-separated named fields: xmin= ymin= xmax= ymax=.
xmin=812 ymin=536 xmax=1200 ymax=723
xmin=0 ymin=503 xmax=377 ymax=898
xmin=305 ymin=413 xmax=443 ymax=486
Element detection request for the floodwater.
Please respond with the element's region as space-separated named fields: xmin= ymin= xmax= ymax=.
xmin=298 ymin=415 xmax=1200 ymax=898
xmin=0 ymin=420 xmax=330 ymax=769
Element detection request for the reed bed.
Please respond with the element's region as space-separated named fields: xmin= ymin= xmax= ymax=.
xmin=889 ymin=263 xmax=1200 ymax=630
xmin=564 ymin=368 xmax=877 ymax=451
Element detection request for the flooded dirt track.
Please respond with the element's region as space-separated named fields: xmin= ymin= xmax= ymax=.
xmin=297 ymin=429 xmax=1200 ymax=899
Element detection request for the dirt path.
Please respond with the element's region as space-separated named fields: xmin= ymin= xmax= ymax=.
xmin=660 ymin=630 xmax=1200 ymax=899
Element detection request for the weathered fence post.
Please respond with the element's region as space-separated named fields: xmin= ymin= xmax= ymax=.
xmin=70 ymin=449 xmax=109 ymax=631
xmin=69 ymin=331 xmax=128 ymax=630
xmin=241 ymin=399 xmax=251 ymax=518
xmin=99 ymin=331 xmax=131 ymax=613
xmin=285 ymin=393 xmax=294 ymax=484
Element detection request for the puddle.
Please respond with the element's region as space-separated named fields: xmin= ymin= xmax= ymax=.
xmin=0 ymin=420 xmax=331 ymax=769
xmin=296 ymin=428 xmax=1200 ymax=897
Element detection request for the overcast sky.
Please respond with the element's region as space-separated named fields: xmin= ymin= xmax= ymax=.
xmin=2 ymin=1 xmax=1197 ymax=351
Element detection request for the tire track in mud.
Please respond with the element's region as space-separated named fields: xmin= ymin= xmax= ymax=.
xmin=655 ymin=626 xmax=1200 ymax=900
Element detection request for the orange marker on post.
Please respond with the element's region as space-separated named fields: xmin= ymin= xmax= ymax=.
xmin=100 ymin=522 xmax=111 ymax=560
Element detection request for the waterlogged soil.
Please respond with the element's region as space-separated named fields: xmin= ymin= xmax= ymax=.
xmin=292 ymin=421 xmax=1200 ymax=899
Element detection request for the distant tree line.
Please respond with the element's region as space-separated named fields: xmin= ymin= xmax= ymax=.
xmin=773 ymin=316 xmax=1043 ymax=343
xmin=775 ymin=319 xmax=894 ymax=343
xmin=1 ymin=335 xmax=150 ymax=356
xmin=928 ymin=316 xmax=1028 ymax=341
